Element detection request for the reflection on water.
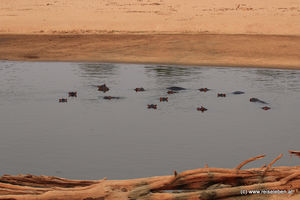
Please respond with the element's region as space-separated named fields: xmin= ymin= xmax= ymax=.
xmin=251 ymin=69 xmax=300 ymax=92
xmin=145 ymin=65 xmax=205 ymax=86
xmin=145 ymin=65 xmax=202 ymax=78
xmin=79 ymin=63 xmax=119 ymax=78
xmin=0 ymin=61 xmax=300 ymax=180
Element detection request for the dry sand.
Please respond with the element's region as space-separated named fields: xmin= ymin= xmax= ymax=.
xmin=1 ymin=0 xmax=300 ymax=35
xmin=0 ymin=0 xmax=300 ymax=68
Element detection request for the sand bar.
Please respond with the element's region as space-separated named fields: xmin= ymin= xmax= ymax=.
xmin=0 ymin=34 xmax=300 ymax=69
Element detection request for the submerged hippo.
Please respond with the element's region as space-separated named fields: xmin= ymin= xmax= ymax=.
xmin=98 ymin=84 xmax=109 ymax=92
xmin=197 ymin=106 xmax=207 ymax=112
xmin=232 ymin=91 xmax=245 ymax=95
xmin=199 ymin=88 xmax=210 ymax=92
xmin=261 ymin=106 xmax=271 ymax=110
xmin=217 ymin=93 xmax=226 ymax=97
xmin=68 ymin=92 xmax=77 ymax=97
xmin=250 ymin=98 xmax=267 ymax=104
xmin=167 ymin=90 xmax=177 ymax=94
xmin=160 ymin=97 xmax=168 ymax=102
xmin=103 ymin=96 xmax=121 ymax=100
xmin=135 ymin=88 xmax=145 ymax=92
xmin=59 ymin=98 xmax=67 ymax=103
xmin=147 ymin=104 xmax=157 ymax=109
xmin=166 ymin=86 xmax=186 ymax=91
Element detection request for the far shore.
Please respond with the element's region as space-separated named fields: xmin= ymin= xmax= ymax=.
xmin=1 ymin=0 xmax=299 ymax=69
xmin=0 ymin=33 xmax=299 ymax=70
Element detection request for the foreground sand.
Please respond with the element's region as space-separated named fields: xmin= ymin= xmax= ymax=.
xmin=0 ymin=34 xmax=300 ymax=69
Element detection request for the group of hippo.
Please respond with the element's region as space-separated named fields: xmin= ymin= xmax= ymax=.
xmin=146 ymin=86 xmax=270 ymax=111
xmin=59 ymin=84 xmax=271 ymax=111
xmin=58 ymin=92 xmax=77 ymax=102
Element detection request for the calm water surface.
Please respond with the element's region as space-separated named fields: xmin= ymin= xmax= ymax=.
xmin=0 ymin=61 xmax=299 ymax=180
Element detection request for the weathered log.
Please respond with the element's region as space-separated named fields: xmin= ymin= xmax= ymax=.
xmin=0 ymin=152 xmax=299 ymax=200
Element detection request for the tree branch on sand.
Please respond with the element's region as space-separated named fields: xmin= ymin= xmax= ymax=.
xmin=0 ymin=152 xmax=299 ymax=200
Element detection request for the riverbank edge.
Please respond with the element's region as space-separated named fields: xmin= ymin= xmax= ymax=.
xmin=1 ymin=33 xmax=299 ymax=70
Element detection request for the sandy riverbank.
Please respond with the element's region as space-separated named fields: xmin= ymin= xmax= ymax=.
xmin=0 ymin=0 xmax=299 ymax=69
xmin=0 ymin=34 xmax=300 ymax=69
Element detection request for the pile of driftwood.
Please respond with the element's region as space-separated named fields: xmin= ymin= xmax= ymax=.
xmin=0 ymin=152 xmax=299 ymax=200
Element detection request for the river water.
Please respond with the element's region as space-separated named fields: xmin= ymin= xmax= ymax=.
xmin=0 ymin=61 xmax=299 ymax=180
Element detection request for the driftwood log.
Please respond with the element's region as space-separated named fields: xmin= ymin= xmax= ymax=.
xmin=0 ymin=152 xmax=299 ymax=200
